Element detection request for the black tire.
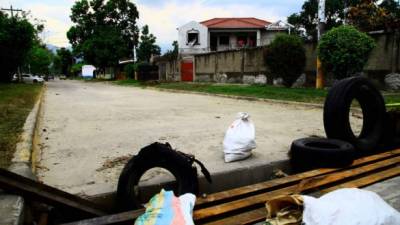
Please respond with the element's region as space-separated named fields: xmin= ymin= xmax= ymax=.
xmin=380 ymin=110 xmax=400 ymax=150
xmin=323 ymin=76 xmax=386 ymax=152
xmin=33 ymin=79 xmax=38 ymax=83
xmin=116 ymin=142 xmax=199 ymax=210
xmin=289 ymin=138 xmax=355 ymax=171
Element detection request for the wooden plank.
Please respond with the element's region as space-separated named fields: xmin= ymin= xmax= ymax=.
xmin=60 ymin=150 xmax=400 ymax=225
xmin=196 ymin=149 xmax=400 ymax=206
xmin=319 ymin=166 xmax=400 ymax=195
xmin=201 ymin=167 xmax=400 ymax=225
xmin=203 ymin=207 xmax=266 ymax=225
xmin=0 ymin=168 xmax=107 ymax=217
xmin=193 ymin=156 xmax=400 ymax=220
xmin=61 ymin=209 xmax=145 ymax=225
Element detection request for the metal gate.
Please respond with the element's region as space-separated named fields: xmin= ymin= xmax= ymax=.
xmin=181 ymin=59 xmax=193 ymax=82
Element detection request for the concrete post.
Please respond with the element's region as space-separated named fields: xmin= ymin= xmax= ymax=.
xmin=257 ymin=30 xmax=261 ymax=46
xmin=316 ymin=0 xmax=326 ymax=89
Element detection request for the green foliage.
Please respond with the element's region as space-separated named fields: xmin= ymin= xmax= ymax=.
xmin=55 ymin=48 xmax=73 ymax=76
xmin=288 ymin=0 xmax=341 ymax=40
xmin=318 ymin=25 xmax=376 ymax=79
xmin=136 ymin=25 xmax=161 ymax=62
xmin=123 ymin=63 xmax=136 ymax=79
xmin=287 ymin=0 xmax=360 ymax=41
xmin=67 ymin=0 xmax=139 ymax=68
xmin=289 ymin=0 xmax=400 ymax=39
xmin=71 ymin=62 xmax=84 ymax=75
xmin=161 ymin=41 xmax=179 ymax=60
xmin=265 ymin=34 xmax=306 ymax=87
xmin=26 ymin=44 xmax=53 ymax=75
xmin=0 ymin=12 xmax=35 ymax=82
xmin=81 ymin=26 xmax=127 ymax=67
xmin=348 ymin=0 xmax=400 ymax=31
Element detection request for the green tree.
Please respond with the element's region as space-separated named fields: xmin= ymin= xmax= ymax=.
xmin=136 ymin=25 xmax=161 ymax=62
xmin=318 ymin=25 xmax=376 ymax=79
xmin=70 ymin=62 xmax=84 ymax=76
xmin=56 ymin=48 xmax=73 ymax=76
xmin=67 ymin=0 xmax=139 ymax=70
xmin=81 ymin=26 xmax=126 ymax=69
xmin=265 ymin=34 xmax=306 ymax=87
xmin=287 ymin=0 xmax=360 ymax=41
xmin=25 ymin=44 xmax=53 ymax=75
xmin=348 ymin=0 xmax=400 ymax=31
xmin=0 ymin=11 xmax=35 ymax=82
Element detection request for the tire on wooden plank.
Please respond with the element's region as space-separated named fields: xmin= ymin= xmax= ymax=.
xmin=117 ymin=142 xmax=199 ymax=210
xmin=289 ymin=137 xmax=355 ymax=171
xmin=323 ymin=76 xmax=386 ymax=152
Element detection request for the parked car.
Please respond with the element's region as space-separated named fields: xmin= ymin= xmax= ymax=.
xmin=22 ymin=74 xmax=44 ymax=83
xmin=12 ymin=74 xmax=18 ymax=82
xmin=59 ymin=75 xmax=67 ymax=80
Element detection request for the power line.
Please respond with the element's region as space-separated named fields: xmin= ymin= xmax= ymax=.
xmin=1 ymin=5 xmax=23 ymax=18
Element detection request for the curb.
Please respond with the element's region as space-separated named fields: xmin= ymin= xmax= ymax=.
xmin=144 ymin=86 xmax=325 ymax=109
xmin=0 ymin=84 xmax=46 ymax=225
xmin=12 ymin=85 xmax=45 ymax=167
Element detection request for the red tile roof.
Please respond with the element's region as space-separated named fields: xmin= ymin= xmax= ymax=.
xmin=200 ymin=18 xmax=271 ymax=29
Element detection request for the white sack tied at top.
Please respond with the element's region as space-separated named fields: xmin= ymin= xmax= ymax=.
xmin=223 ymin=112 xmax=256 ymax=163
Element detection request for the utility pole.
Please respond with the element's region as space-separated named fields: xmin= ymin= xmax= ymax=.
xmin=316 ymin=0 xmax=326 ymax=89
xmin=1 ymin=5 xmax=22 ymax=18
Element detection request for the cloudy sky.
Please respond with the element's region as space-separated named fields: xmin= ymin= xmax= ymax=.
xmin=0 ymin=0 xmax=304 ymax=52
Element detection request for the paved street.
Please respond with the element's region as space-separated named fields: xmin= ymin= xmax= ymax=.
xmin=37 ymin=80 xmax=337 ymax=195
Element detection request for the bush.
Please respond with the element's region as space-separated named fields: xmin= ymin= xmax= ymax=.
xmin=124 ymin=63 xmax=136 ymax=79
xmin=318 ymin=25 xmax=376 ymax=80
xmin=265 ymin=34 xmax=306 ymax=87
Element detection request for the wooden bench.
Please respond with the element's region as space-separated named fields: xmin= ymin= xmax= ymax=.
xmin=63 ymin=148 xmax=400 ymax=225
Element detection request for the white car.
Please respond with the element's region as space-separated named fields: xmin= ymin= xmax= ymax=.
xmin=22 ymin=74 xmax=44 ymax=83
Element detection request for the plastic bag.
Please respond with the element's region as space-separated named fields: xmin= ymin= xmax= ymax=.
xmin=223 ymin=112 xmax=256 ymax=163
xmin=134 ymin=189 xmax=196 ymax=225
xmin=302 ymin=188 xmax=400 ymax=225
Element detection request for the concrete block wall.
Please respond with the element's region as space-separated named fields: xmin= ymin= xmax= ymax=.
xmin=194 ymin=47 xmax=269 ymax=84
xmin=165 ymin=32 xmax=399 ymax=85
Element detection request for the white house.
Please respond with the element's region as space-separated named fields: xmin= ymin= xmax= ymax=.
xmin=176 ymin=18 xmax=293 ymax=82
xmin=82 ymin=65 xmax=96 ymax=78
xmin=177 ymin=17 xmax=292 ymax=57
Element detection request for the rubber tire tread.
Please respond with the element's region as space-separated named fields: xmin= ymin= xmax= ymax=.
xmin=116 ymin=142 xmax=199 ymax=210
xmin=289 ymin=137 xmax=355 ymax=170
xmin=323 ymin=77 xmax=386 ymax=152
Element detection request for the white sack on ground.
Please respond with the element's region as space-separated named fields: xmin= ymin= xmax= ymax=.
xmin=302 ymin=188 xmax=400 ymax=225
xmin=223 ymin=112 xmax=256 ymax=163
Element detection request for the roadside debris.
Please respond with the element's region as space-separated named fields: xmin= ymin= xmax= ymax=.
xmin=265 ymin=188 xmax=400 ymax=225
xmin=270 ymin=168 xmax=289 ymax=179
xmin=134 ymin=189 xmax=195 ymax=225
xmin=96 ymin=154 xmax=132 ymax=172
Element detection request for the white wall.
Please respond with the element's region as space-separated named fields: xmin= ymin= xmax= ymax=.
xmin=178 ymin=21 xmax=209 ymax=55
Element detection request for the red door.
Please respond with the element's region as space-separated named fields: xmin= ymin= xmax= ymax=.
xmin=181 ymin=60 xmax=193 ymax=82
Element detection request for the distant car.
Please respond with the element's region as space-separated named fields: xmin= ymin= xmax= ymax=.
xmin=44 ymin=74 xmax=54 ymax=81
xmin=12 ymin=74 xmax=18 ymax=82
xmin=59 ymin=75 xmax=67 ymax=80
xmin=22 ymin=74 xmax=44 ymax=83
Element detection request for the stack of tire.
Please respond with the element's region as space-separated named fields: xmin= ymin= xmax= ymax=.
xmin=290 ymin=76 xmax=392 ymax=171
